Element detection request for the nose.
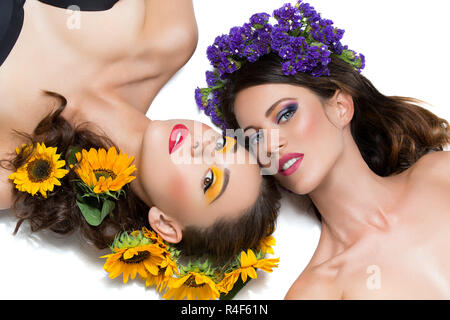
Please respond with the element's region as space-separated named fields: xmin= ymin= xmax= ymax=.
xmin=254 ymin=129 xmax=287 ymax=168
xmin=265 ymin=131 xmax=287 ymax=158
xmin=191 ymin=135 xmax=214 ymax=158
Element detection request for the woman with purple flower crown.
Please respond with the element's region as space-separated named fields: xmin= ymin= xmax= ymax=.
xmin=196 ymin=0 xmax=450 ymax=299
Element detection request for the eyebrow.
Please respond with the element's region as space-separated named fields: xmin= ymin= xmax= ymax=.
xmin=210 ymin=168 xmax=230 ymax=204
xmin=243 ymin=97 xmax=296 ymax=132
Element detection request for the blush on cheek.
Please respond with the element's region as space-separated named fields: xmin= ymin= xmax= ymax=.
xmin=164 ymin=173 xmax=191 ymax=223
xmin=295 ymin=108 xmax=318 ymax=139
xmin=168 ymin=171 xmax=188 ymax=204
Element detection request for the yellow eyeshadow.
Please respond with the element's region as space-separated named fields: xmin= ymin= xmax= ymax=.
xmin=217 ymin=136 xmax=236 ymax=154
xmin=205 ymin=166 xmax=224 ymax=204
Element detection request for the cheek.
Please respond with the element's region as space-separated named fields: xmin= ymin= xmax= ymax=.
xmin=148 ymin=166 xmax=192 ymax=218
xmin=294 ymin=106 xmax=323 ymax=140
xmin=168 ymin=171 xmax=188 ymax=203
xmin=281 ymin=107 xmax=341 ymax=194
xmin=165 ymin=166 xmax=205 ymax=223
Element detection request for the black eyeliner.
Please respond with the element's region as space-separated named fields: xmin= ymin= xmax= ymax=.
xmin=276 ymin=103 xmax=298 ymax=123
xmin=203 ymin=169 xmax=214 ymax=193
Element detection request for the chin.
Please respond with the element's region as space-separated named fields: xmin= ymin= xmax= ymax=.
xmin=283 ymin=181 xmax=311 ymax=195
xmin=280 ymin=168 xmax=323 ymax=195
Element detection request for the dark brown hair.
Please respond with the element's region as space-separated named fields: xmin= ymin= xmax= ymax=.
xmin=221 ymin=53 xmax=450 ymax=220
xmin=177 ymin=174 xmax=280 ymax=263
xmin=2 ymin=92 xmax=281 ymax=262
xmin=1 ymin=93 xmax=148 ymax=249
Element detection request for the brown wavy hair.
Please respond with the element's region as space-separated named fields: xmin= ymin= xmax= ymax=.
xmin=1 ymin=93 xmax=148 ymax=249
xmin=2 ymin=92 xmax=281 ymax=262
xmin=220 ymin=53 xmax=450 ymax=220
xmin=177 ymin=174 xmax=280 ymax=262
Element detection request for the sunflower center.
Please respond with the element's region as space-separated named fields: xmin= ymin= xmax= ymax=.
xmin=159 ymin=267 xmax=167 ymax=275
xmin=27 ymin=159 xmax=52 ymax=182
xmin=120 ymin=251 xmax=150 ymax=264
xmin=94 ymin=169 xmax=117 ymax=180
xmin=185 ymin=275 xmax=206 ymax=288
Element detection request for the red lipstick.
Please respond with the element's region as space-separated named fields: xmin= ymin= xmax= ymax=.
xmin=278 ymin=153 xmax=304 ymax=176
xmin=169 ymin=124 xmax=189 ymax=154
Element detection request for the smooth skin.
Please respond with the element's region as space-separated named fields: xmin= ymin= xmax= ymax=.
xmin=234 ymin=83 xmax=450 ymax=299
xmin=0 ymin=0 xmax=198 ymax=208
xmin=0 ymin=0 xmax=262 ymax=245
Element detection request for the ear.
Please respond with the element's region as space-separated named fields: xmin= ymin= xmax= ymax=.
xmin=324 ymin=90 xmax=354 ymax=129
xmin=148 ymin=206 xmax=183 ymax=244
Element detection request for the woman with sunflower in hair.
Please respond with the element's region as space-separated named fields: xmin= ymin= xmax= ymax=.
xmin=0 ymin=0 xmax=282 ymax=301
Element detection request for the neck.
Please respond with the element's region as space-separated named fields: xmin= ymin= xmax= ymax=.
xmin=308 ymin=128 xmax=403 ymax=250
xmin=63 ymin=92 xmax=153 ymax=206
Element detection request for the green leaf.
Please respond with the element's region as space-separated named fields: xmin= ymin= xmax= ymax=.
xmin=253 ymin=23 xmax=264 ymax=29
xmin=101 ymin=199 xmax=115 ymax=220
xmin=67 ymin=146 xmax=82 ymax=166
xmin=76 ymin=197 xmax=115 ymax=227
xmin=76 ymin=199 xmax=102 ymax=226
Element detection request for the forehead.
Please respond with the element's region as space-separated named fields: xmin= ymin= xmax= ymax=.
xmin=235 ymin=83 xmax=312 ymax=104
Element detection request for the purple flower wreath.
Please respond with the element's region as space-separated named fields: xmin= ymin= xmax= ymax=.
xmin=195 ymin=1 xmax=365 ymax=131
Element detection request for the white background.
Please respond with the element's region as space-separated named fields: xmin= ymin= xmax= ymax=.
xmin=0 ymin=0 xmax=449 ymax=299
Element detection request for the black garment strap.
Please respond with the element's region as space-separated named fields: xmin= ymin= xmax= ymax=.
xmin=0 ymin=0 xmax=25 ymax=68
xmin=37 ymin=0 xmax=119 ymax=11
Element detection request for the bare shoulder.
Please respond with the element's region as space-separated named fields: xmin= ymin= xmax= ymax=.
xmin=408 ymin=151 xmax=450 ymax=187
xmin=284 ymin=265 xmax=342 ymax=300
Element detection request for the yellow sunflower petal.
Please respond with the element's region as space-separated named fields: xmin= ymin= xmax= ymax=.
xmin=88 ymin=148 xmax=100 ymax=169
xmin=107 ymin=147 xmax=118 ymax=166
xmin=98 ymin=148 xmax=107 ymax=166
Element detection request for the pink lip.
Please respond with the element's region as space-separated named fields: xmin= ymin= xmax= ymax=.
xmin=169 ymin=124 xmax=189 ymax=154
xmin=278 ymin=153 xmax=304 ymax=176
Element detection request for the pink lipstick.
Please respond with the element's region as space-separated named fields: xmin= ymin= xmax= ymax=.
xmin=169 ymin=124 xmax=189 ymax=154
xmin=278 ymin=153 xmax=304 ymax=176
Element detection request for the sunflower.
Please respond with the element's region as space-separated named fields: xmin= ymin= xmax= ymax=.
xmin=9 ymin=143 xmax=68 ymax=198
xmin=145 ymin=255 xmax=179 ymax=292
xmin=74 ymin=147 xmax=136 ymax=194
xmin=217 ymin=249 xmax=280 ymax=293
xmin=101 ymin=244 xmax=165 ymax=284
xmin=217 ymin=269 xmax=240 ymax=294
xmin=259 ymin=235 xmax=276 ymax=254
xmin=163 ymin=272 xmax=220 ymax=300
xmin=254 ymin=256 xmax=280 ymax=273
xmin=142 ymin=227 xmax=167 ymax=249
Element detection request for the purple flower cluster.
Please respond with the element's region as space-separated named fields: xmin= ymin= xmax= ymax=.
xmin=269 ymin=3 xmax=333 ymax=77
xmin=206 ymin=12 xmax=272 ymax=78
xmin=195 ymin=71 xmax=227 ymax=129
xmin=196 ymin=0 xmax=365 ymax=131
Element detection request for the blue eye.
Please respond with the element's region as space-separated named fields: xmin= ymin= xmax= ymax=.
xmin=249 ymin=131 xmax=264 ymax=147
xmin=276 ymin=103 xmax=298 ymax=124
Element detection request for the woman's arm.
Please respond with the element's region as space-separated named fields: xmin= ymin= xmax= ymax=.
xmin=138 ymin=0 xmax=198 ymax=69
xmin=100 ymin=0 xmax=198 ymax=114
xmin=0 ymin=174 xmax=13 ymax=210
